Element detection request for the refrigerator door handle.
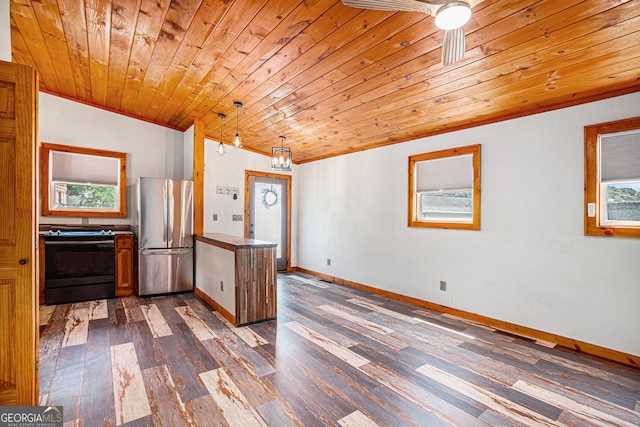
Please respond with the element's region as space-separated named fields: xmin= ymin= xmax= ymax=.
xmin=162 ymin=180 xmax=169 ymax=244
xmin=167 ymin=179 xmax=174 ymax=247
xmin=141 ymin=248 xmax=191 ymax=256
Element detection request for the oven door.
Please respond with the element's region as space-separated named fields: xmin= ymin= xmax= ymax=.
xmin=44 ymin=239 xmax=115 ymax=304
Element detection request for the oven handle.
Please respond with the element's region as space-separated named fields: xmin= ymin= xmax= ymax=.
xmin=44 ymin=240 xmax=115 ymax=245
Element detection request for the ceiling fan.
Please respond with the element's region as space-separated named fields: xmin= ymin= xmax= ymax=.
xmin=341 ymin=0 xmax=482 ymax=66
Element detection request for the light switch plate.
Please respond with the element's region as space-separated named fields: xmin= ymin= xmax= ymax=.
xmin=216 ymin=185 xmax=240 ymax=196
xmin=587 ymin=202 xmax=596 ymax=217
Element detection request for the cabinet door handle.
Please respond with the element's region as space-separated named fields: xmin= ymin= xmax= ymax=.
xmin=19 ymin=259 xmax=28 ymax=265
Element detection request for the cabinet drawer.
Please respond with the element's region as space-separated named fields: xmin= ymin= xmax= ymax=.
xmin=116 ymin=237 xmax=132 ymax=249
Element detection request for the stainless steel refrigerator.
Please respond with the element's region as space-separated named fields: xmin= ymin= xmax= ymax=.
xmin=137 ymin=177 xmax=194 ymax=295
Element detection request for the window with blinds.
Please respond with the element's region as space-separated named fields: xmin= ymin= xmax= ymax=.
xmin=408 ymin=144 xmax=480 ymax=230
xmin=41 ymin=143 xmax=127 ymax=218
xmin=585 ymin=117 xmax=640 ymax=238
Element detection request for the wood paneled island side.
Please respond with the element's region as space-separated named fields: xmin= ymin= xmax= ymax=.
xmin=194 ymin=233 xmax=277 ymax=326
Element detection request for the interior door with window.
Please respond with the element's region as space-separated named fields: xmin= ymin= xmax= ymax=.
xmin=0 ymin=60 xmax=39 ymax=405
xmin=246 ymin=172 xmax=291 ymax=271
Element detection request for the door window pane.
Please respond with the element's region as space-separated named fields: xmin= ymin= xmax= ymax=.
xmin=254 ymin=182 xmax=283 ymax=258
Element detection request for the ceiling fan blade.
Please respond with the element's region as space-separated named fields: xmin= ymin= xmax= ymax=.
xmin=341 ymin=0 xmax=436 ymax=16
xmin=442 ymin=27 xmax=465 ymax=66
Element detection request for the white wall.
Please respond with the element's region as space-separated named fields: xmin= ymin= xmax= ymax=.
xmin=0 ymin=0 xmax=9 ymax=62
xmin=202 ymin=140 xmax=298 ymax=266
xmin=38 ymin=93 xmax=186 ymax=225
xmin=297 ymin=92 xmax=640 ymax=357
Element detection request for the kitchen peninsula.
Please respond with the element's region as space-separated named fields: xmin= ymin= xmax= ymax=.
xmin=194 ymin=233 xmax=277 ymax=326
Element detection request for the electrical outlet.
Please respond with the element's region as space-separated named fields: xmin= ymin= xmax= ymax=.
xmin=220 ymin=280 xmax=224 ymax=291
xmin=232 ymin=214 xmax=243 ymax=221
xmin=440 ymin=280 xmax=447 ymax=291
xmin=327 ymin=258 xmax=331 ymax=266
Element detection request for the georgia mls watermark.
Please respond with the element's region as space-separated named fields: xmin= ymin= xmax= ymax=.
xmin=0 ymin=406 xmax=63 ymax=427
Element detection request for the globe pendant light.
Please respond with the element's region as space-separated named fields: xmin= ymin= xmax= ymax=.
xmin=233 ymin=101 xmax=242 ymax=149
xmin=217 ymin=113 xmax=226 ymax=156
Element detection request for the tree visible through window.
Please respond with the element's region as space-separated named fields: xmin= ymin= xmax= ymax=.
xmin=61 ymin=184 xmax=117 ymax=209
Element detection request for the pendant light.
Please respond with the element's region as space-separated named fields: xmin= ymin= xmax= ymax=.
xmin=233 ymin=102 xmax=242 ymax=149
xmin=217 ymin=113 xmax=226 ymax=156
xmin=271 ymin=136 xmax=292 ymax=171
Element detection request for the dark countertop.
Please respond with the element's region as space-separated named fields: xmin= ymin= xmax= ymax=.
xmin=195 ymin=233 xmax=276 ymax=249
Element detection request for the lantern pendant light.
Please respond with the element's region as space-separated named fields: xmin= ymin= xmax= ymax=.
xmin=217 ymin=113 xmax=226 ymax=156
xmin=271 ymin=136 xmax=292 ymax=171
xmin=233 ymin=102 xmax=242 ymax=149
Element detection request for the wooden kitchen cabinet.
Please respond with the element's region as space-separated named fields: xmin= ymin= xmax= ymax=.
xmin=115 ymin=234 xmax=134 ymax=296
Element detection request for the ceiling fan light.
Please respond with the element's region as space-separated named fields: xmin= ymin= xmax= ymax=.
xmin=435 ymin=2 xmax=471 ymax=30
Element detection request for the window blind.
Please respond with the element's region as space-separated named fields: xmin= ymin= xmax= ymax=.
xmin=600 ymin=130 xmax=640 ymax=183
xmin=51 ymin=151 xmax=120 ymax=186
xmin=415 ymin=154 xmax=473 ymax=193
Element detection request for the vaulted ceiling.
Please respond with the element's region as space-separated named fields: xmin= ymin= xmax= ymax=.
xmin=9 ymin=0 xmax=640 ymax=163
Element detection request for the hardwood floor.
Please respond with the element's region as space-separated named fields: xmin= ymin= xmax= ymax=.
xmin=39 ymin=273 xmax=640 ymax=426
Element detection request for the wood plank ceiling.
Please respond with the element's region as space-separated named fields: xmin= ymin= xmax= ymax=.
xmin=9 ymin=0 xmax=640 ymax=163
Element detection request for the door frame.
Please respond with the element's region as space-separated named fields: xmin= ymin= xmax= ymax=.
xmin=244 ymin=170 xmax=292 ymax=271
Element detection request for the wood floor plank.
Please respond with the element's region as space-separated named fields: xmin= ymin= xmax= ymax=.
xmin=80 ymin=317 xmax=115 ymax=426
xmin=284 ymin=321 xmax=370 ymax=368
xmin=201 ymin=323 xmax=276 ymax=379
xmin=46 ymin=345 xmax=86 ymax=423
xmin=338 ymin=410 xmax=380 ymax=427
xmin=143 ymin=364 xmax=197 ymax=427
xmin=183 ymin=394 xmax=231 ymax=427
xmin=154 ymin=332 xmax=215 ymax=402
xmin=212 ymin=311 xmax=269 ymax=348
xmin=318 ymin=304 xmax=394 ymax=336
xmin=175 ymin=305 xmax=217 ymax=341
xmin=133 ymin=320 xmax=163 ymax=370
xmin=141 ymin=303 xmax=173 ymax=338
xmin=39 ymin=304 xmax=56 ymax=326
xmin=288 ymin=274 xmax=330 ymax=289
xmin=88 ymin=299 xmax=109 ymax=320
xmin=61 ymin=307 xmax=90 ymax=347
xmin=110 ymin=342 xmax=152 ymax=425
xmin=122 ymin=295 xmax=146 ymax=323
xmin=200 ymin=368 xmax=269 ymax=427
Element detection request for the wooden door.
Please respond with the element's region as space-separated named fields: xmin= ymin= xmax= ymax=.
xmin=0 ymin=60 xmax=39 ymax=406
xmin=245 ymin=171 xmax=292 ymax=271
